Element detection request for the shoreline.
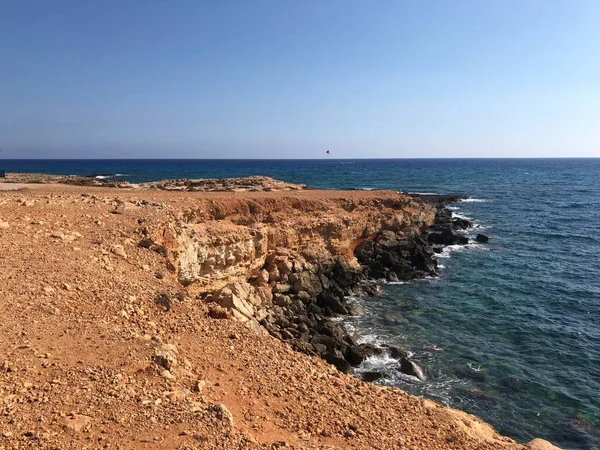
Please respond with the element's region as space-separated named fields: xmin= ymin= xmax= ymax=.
xmin=0 ymin=176 xmax=558 ymax=449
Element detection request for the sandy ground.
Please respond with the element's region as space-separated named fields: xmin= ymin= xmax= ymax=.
xmin=0 ymin=183 xmax=559 ymax=449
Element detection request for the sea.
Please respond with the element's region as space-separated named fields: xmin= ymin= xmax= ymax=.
xmin=2 ymin=158 xmax=599 ymax=449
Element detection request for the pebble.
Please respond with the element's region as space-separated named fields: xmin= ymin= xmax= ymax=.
xmin=110 ymin=245 xmax=127 ymax=258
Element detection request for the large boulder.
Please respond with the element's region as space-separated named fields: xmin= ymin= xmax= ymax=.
xmin=399 ymin=358 xmax=426 ymax=381
xmin=317 ymin=291 xmax=348 ymax=315
xmin=476 ymin=233 xmax=489 ymax=243
xmin=214 ymin=283 xmax=255 ymax=319
xmin=410 ymin=248 xmax=437 ymax=275
xmin=345 ymin=344 xmax=382 ymax=365
xmin=293 ymin=272 xmax=323 ymax=297
xmin=326 ymin=348 xmax=354 ymax=374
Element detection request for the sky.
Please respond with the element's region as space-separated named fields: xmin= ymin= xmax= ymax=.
xmin=1 ymin=0 xmax=599 ymax=159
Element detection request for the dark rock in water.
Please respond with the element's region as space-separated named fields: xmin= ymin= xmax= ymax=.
xmin=387 ymin=271 xmax=399 ymax=282
xmin=361 ymin=284 xmax=380 ymax=296
xmin=454 ymin=235 xmax=469 ymax=245
xmin=346 ymin=303 xmax=364 ymax=316
xmin=410 ymin=248 xmax=437 ymax=275
xmin=345 ymin=343 xmax=382 ymax=365
xmin=360 ymin=371 xmax=385 ymax=382
xmin=452 ymin=217 xmax=473 ymax=229
xmin=433 ymin=246 xmax=444 ymax=254
xmin=399 ymin=357 xmax=426 ymax=381
xmin=428 ymin=227 xmax=469 ymax=246
xmin=384 ymin=345 xmax=410 ymax=360
xmin=476 ymin=233 xmax=489 ymax=243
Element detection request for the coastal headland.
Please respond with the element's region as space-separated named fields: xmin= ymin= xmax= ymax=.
xmin=0 ymin=175 xmax=558 ymax=449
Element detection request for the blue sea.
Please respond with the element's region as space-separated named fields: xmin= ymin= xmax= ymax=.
xmin=3 ymin=158 xmax=599 ymax=449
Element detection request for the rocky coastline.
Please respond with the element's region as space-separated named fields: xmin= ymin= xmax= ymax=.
xmin=202 ymin=193 xmax=487 ymax=382
xmin=0 ymin=178 xmax=557 ymax=449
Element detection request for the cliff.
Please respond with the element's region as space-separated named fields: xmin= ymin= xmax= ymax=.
xmin=0 ymin=181 xmax=559 ymax=449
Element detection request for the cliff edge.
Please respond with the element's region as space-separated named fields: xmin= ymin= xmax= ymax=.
xmin=0 ymin=182 xmax=559 ymax=449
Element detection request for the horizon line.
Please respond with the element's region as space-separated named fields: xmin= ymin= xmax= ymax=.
xmin=2 ymin=156 xmax=600 ymax=161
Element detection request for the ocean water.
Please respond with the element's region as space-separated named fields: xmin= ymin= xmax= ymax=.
xmin=3 ymin=158 xmax=599 ymax=448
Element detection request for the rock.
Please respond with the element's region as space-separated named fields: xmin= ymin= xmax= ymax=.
xmin=279 ymin=259 xmax=293 ymax=274
xmin=63 ymin=414 xmax=92 ymax=432
xmin=451 ymin=217 xmax=472 ymax=229
xmin=112 ymin=203 xmax=125 ymax=214
xmin=317 ymin=291 xmax=348 ymax=315
xmin=273 ymin=294 xmax=291 ymax=307
xmin=454 ymin=235 xmax=469 ymax=245
xmin=110 ymin=244 xmax=127 ymax=258
xmin=154 ymin=343 xmax=178 ymax=370
xmin=273 ymin=282 xmax=291 ymax=294
xmin=150 ymin=244 xmax=168 ymax=257
xmin=280 ymin=329 xmax=294 ymax=340
xmin=256 ymin=269 xmax=270 ymax=285
xmin=296 ymin=290 xmax=312 ymax=303
xmin=293 ymin=272 xmax=322 ymax=297
xmin=316 ymin=321 xmax=347 ymax=342
xmin=215 ymin=284 xmax=255 ymax=319
xmin=326 ymin=349 xmax=354 ymax=374
xmin=476 ymin=233 xmax=489 ymax=243
xmin=387 ymin=271 xmax=399 ymax=282
xmin=355 ymin=240 xmax=374 ymax=263
xmin=155 ymin=293 xmax=172 ymax=311
xmin=360 ymin=371 xmax=385 ymax=382
xmin=161 ymin=369 xmax=177 ymax=381
xmin=210 ymin=403 xmax=234 ymax=425
xmin=268 ymin=265 xmax=280 ymax=282
xmin=138 ymin=238 xmax=154 ymax=248
xmin=385 ymin=346 xmax=409 ymax=359
xmin=345 ymin=344 xmax=382 ymax=365
xmin=410 ymin=248 xmax=437 ymax=275
xmin=169 ymin=388 xmax=191 ymax=402
xmin=399 ymin=358 xmax=426 ymax=381
xmin=346 ymin=303 xmax=364 ymax=316
xmin=0 ymin=221 xmax=9 ymax=229
xmin=193 ymin=380 xmax=206 ymax=393
xmin=208 ymin=304 xmax=230 ymax=319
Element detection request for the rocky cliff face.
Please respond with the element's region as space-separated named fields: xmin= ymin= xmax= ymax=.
xmin=173 ymin=195 xmax=436 ymax=286
xmin=142 ymin=192 xmax=439 ymax=373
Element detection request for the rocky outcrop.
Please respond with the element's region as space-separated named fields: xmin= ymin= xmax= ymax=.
xmin=142 ymin=190 xmax=480 ymax=378
xmin=143 ymin=192 xmax=465 ymax=375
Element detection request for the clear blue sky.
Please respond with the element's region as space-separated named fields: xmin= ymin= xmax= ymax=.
xmin=1 ymin=0 xmax=599 ymax=159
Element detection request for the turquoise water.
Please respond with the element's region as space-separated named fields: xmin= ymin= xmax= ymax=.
xmin=3 ymin=158 xmax=599 ymax=448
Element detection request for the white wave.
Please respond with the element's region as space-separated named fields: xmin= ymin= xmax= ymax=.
xmin=356 ymin=334 xmax=383 ymax=346
xmin=95 ymin=175 xmax=112 ymax=180
xmin=356 ymin=187 xmax=375 ymax=191
xmin=413 ymin=192 xmax=440 ymax=195
xmin=359 ymin=353 xmax=399 ymax=370
xmin=452 ymin=212 xmax=473 ymax=221
xmin=460 ymin=198 xmax=487 ymax=203
xmin=447 ymin=206 xmax=460 ymax=210
xmin=437 ymin=264 xmax=445 ymax=269
xmin=435 ymin=242 xmax=490 ymax=259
